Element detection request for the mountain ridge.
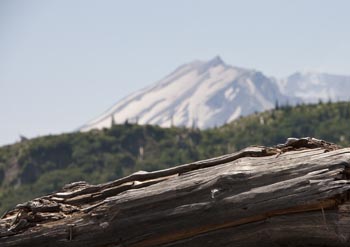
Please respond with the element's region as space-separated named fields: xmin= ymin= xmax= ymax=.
xmin=80 ymin=56 xmax=291 ymax=131
xmin=80 ymin=57 xmax=350 ymax=131
xmin=278 ymin=71 xmax=350 ymax=103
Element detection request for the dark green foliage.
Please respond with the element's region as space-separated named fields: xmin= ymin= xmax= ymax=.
xmin=1 ymin=101 xmax=350 ymax=214
xmin=0 ymin=166 xmax=4 ymax=183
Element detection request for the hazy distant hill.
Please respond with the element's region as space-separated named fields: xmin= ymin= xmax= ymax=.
xmin=1 ymin=101 xmax=350 ymax=214
xmin=278 ymin=71 xmax=350 ymax=103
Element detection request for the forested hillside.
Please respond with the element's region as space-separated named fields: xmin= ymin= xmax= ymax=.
xmin=1 ymin=101 xmax=350 ymax=214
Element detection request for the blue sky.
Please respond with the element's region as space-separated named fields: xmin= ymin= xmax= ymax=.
xmin=1 ymin=0 xmax=349 ymax=146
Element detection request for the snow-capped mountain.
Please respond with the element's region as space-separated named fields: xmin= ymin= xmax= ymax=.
xmin=80 ymin=57 xmax=350 ymax=131
xmin=278 ymin=72 xmax=350 ymax=103
xmin=80 ymin=56 xmax=291 ymax=131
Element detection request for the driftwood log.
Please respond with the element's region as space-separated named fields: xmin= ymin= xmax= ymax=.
xmin=0 ymin=137 xmax=350 ymax=247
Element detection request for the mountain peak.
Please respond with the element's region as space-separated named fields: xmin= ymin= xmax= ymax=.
xmin=206 ymin=55 xmax=225 ymax=67
xmin=186 ymin=56 xmax=225 ymax=71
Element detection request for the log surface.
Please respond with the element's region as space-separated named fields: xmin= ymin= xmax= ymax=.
xmin=0 ymin=137 xmax=349 ymax=247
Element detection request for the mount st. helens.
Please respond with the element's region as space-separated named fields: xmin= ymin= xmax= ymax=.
xmin=80 ymin=56 xmax=350 ymax=131
xmin=80 ymin=56 xmax=290 ymax=131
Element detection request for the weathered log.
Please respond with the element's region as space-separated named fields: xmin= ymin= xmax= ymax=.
xmin=0 ymin=137 xmax=349 ymax=247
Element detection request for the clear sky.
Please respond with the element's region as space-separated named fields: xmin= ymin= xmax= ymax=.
xmin=1 ymin=0 xmax=349 ymax=146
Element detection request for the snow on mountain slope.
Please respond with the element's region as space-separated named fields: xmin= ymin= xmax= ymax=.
xmin=278 ymin=72 xmax=350 ymax=103
xmin=80 ymin=56 xmax=290 ymax=131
